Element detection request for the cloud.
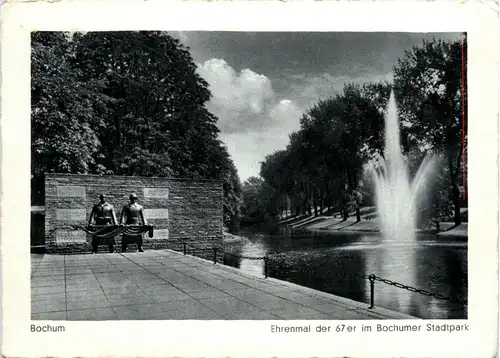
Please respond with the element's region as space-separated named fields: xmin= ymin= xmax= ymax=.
xmin=197 ymin=58 xmax=303 ymax=181
xmin=220 ymin=126 xmax=298 ymax=183
xmin=197 ymin=58 xmax=292 ymax=133
xmin=286 ymin=72 xmax=394 ymax=109
xmin=220 ymin=100 xmax=302 ymax=182
xmin=199 ymin=59 xmax=273 ymax=110
xmin=269 ymin=99 xmax=302 ymax=128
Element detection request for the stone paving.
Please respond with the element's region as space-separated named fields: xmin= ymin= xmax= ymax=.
xmin=31 ymin=250 xmax=418 ymax=320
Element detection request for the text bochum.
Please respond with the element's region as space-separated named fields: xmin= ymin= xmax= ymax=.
xmin=31 ymin=324 xmax=65 ymax=333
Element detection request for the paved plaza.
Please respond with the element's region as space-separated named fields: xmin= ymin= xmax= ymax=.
xmin=31 ymin=250 xmax=418 ymax=320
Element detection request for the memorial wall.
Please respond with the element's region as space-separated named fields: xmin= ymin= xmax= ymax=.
xmin=44 ymin=173 xmax=224 ymax=254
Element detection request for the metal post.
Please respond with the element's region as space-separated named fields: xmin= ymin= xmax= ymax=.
xmin=264 ymin=257 xmax=268 ymax=278
xmin=183 ymin=242 xmax=186 ymax=255
xmin=368 ymin=274 xmax=376 ymax=309
xmin=213 ymin=248 xmax=217 ymax=264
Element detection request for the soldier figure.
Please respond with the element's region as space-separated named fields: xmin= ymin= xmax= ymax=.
xmin=88 ymin=194 xmax=118 ymax=253
xmin=119 ymin=193 xmax=147 ymax=252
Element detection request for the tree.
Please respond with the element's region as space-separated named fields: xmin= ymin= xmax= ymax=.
xmin=302 ymin=84 xmax=386 ymax=221
xmin=241 ymin=177 xmax=263 ymax=216
xmin=72 ymin=31 xmax=215 ymax=177
xmin=255 ymin=81 xmax=389 ymax=223
xmin=31 ymin=31 xmax=242 ymax=228
xmin=393 ymin=35 xmax=467 ymax=226
xmin=31 ymin=32 xmax=109 ymax=204
xmin=260 ymin=150 xmax=295 ymax=216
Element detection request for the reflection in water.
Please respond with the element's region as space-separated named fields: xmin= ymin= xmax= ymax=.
xmin=365 ymin=241 xmax=418 ymax=314
xmin=223 ymin=228 xmax=467 ymax=319
xmin=239 ymin=241 xmax=266 ymax=276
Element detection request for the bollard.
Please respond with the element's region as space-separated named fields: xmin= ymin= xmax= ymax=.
xmin=264 ymin=257 xmax=269 ymax=278
xmin=183 ymin=242 xmax=186 ymax=255
xmin=213 ymin=248 xmax=217 ymax=264
xmin=368 ymin=274 xmax=376 ymax=309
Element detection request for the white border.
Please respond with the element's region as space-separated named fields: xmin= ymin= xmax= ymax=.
xmin=1 ymin=1 xmax=499 ymax=357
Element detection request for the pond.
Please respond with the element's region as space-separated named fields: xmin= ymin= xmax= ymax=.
xmin=223 ymin=227 xmax=468 ymax=319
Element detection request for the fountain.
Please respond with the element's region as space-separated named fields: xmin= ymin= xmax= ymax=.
xmin=366 ymin=90 xmax=438 ymax=313
xmin=373 ymin=90 xmax=436 ymax=243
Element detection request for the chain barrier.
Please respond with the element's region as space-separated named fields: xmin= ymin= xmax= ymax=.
xmin=179 ymin=240 xmax=467 ymax=307
xmin=327 ymin=269 xmax=370 ymax=280
xmin=296 ymin=266 xmax=466 ymax=309
xmin=373 ymin=275 xmax=468 ymax=306
xmin=180 ymin=240 xmax=269 ymax=277
xmin=223 ymin=251 xmax=267 ymax=260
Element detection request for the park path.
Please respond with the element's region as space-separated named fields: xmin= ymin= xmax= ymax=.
xmin=31 ymin=250 xmax=418 ymax=320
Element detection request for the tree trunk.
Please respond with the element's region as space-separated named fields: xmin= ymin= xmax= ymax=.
xmin=313 ymin=195 xmax=318 ymax=217
xmin=448 ymin=146 xmax=463 ymax=227
xmin=343 ymin=170 xmax=351 ymax=221
xmin=356 ymin=206 xmax=361 ymax=222
xmin=451 ymin=181 xmax=461 ymax=226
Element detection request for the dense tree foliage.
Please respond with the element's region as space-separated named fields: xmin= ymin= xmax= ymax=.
xmin=31 ymin=31 xmax=241 ymax=227
xmin=249 ymin=36 xmax=466 ymax=229
xmin=31 ymin=32 xmax=108 ymax=203
xmin=394 ymin=35 xmax=467 ymax=225
xmin=240 ymin=177 xmax=269 ymax=224
xmin=257 ymin=83 xmax=386 ymax=223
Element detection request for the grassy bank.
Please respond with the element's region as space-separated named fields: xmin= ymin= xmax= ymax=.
xmin=278 ymin=208 xmax=468 ymax=239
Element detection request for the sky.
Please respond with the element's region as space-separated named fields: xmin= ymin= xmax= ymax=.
xmin=169 ymin=32 xmax=461 ymax=183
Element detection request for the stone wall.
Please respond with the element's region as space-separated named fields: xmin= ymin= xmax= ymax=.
xmin=44 ymin=173 xmax=223 ymax=258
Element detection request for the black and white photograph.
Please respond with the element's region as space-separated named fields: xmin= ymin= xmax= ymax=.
xmin=29 ymin=30 xmax=470 ymax=322
xmin=2 ymin=1 xmax=499 ymax=357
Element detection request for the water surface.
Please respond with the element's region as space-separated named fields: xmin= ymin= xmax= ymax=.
xmin=224 ymin=228 xmax=468 ymax=319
